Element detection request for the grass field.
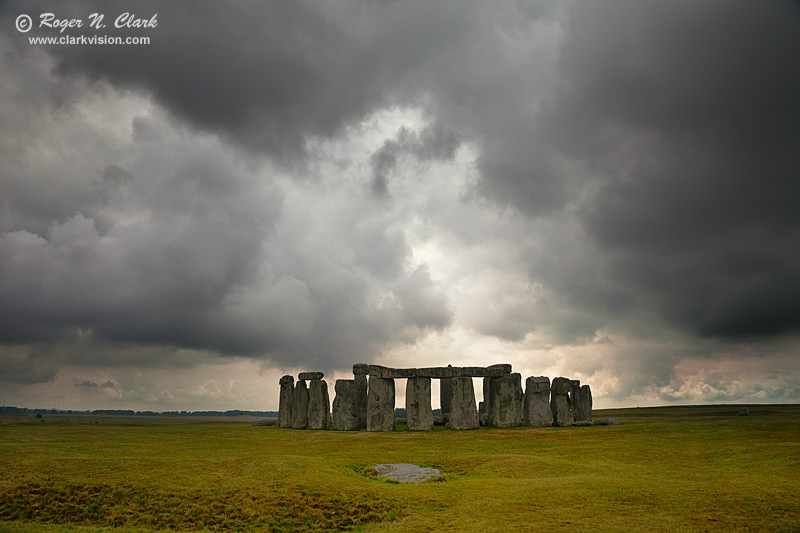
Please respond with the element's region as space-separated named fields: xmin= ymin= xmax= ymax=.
xmin=1 ymin=405 xmax=799 ymax=532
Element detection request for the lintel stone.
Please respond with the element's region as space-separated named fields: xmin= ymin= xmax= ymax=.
xmin=352 ymin=363 xmax=370 ymax=375
xmin=298 ymin=371 xmax=324 ymax=380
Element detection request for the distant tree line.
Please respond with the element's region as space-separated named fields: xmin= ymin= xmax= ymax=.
xmin=0 ymin=406 xmax=278 ymax=417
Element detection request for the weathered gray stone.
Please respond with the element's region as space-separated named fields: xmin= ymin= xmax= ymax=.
xmin=352 ymin=363 xmax=370 ymax=375
xmin=440 ymin=376 xmax=453 ymax=423
xmin=278 ymin=375 xmax=294 ymax=428
xmin=551 ymin=376 xmax=572 ymax=395
xmin=367 ymin=377 xmax=395 ymax=431
xmin=332 ymin=379 xmax=359 ymax=430
xmin=593 ymin=417 xmax=622 ymax=426
xmin=291 ymin=380 xmax=309 ymax=429
xmin=417 ymin=367 xmax=458 ymax=378
xmin=405 ymin=377 xmax=433 ymax=431
xmin=569 ymin=379 xmax=581 ymax=412
xmin=550 ymin=377 xmax=571 ymax=427
xmin=307 ymin=379 xmax=330 ymax=430
xmin=524 ymin=376 xmax=553 ymax=427
xmin=487 ymin=373 xmax=524 ymax=427
xmin=366 ymin=365 xmax=513 ymax=379
xmin=447 ymin=376 xmax=480 ymax=429
xmin=573 ymin=384 xmax=592 ymax=422
xmin=354 ymin=373 xmax=368 ymax=429
xmin=368 ymin=365 xmax=417 ymax=378
xmin=299 ymin=371 xmax=324 ymax=381
xmin=488 ymin=363 xmax=513 ymax=374
xmin=373 ymin=464 xmax=442 ymax=483
xmin=460 ymin=366 xmax=512 ymax=377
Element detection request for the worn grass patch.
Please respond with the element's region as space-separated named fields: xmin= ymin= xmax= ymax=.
xmin=1 ymin=405 xmax=799 ymax=531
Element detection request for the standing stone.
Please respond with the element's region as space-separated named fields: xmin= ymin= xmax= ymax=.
xmin=480 ymin=378 xmax=490 ymax=426
xmin=487 ymin=373 xmax=524 ymax=427
xmin=291 ymin=380 xmax=309 ymax=429
xmin=440 ymin=368 xmax=453 ymax=424
xmin=524 ymin=376 xmax=553 ymax=427
xmin=569 ymin=379 xmax=581 ymax=419
xmin=551 ymin=377 xmax=572 ymax=427
xmin=367 ymin=377 xmax=395 ymax=431
xmin=353 ymin=363 xmax=369 ymax=430
xmin=278 ymin=375 xmax=294 ymax=428
xmin=332 ymin=379 xmax=360 ymax=430
xmin=307 ymin=379 xmax=330 ymax=430
xmin=406 ymin=377 xmax=433 ymax=431
xmin=573 ymin=384 xmax=593 ymax=422
xmin=447 ymin=376 xmax=480 ymax=429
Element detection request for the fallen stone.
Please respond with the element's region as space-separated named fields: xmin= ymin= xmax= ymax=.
xmin=447 ymin=376 xmax=480 ymax=429
xmin=524 ymin=376 xmax=553 ymax=427
xmin=251 ymin=419 xmax=278 ymax=426
xmin=332 ymin=379 xmax=360 ymax=431
xmin=291 ymin=380 xmax=309 ymax=429
xmin=592 ymin=417 xmax=622 ymax=426
xmin=367 ymin=377 xmax=395 ymax=431
xmin=572 ymin=420 xmax=593 ymax=427
xmin=373 ymin=463 xmax=442 ymax=483
xmin=298 ymin=371 xmax=324 ymax=381
xmin=406 ymin=377 xmax=433 ymax=431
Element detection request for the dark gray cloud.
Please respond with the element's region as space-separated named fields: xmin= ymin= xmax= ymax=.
xmin=534 ymin=0 xmax=800 ymax=339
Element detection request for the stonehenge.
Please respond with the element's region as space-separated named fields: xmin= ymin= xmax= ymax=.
xmin=277 ymin=364 xmax=593 ymax=432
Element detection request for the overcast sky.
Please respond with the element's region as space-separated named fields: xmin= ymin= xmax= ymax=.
xmin=2 ymin=0 xmax=799 ymax=411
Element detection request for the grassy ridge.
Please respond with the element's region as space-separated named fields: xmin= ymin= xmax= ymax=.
xmin=1 ymin=405 xmax=798 ymax=531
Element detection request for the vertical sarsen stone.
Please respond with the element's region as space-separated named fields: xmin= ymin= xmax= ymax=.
xmin=332 ymin=379 xmax=360 ymax=430
xmin=307 ymin=379 xmax=330 ymax=430
xmin=550 ymin=377 xmax=572 ymax=427
xmin=278 ymin=375 xmax=294 ymax=428
xmin=524 ymin=376 xmax=552 ymax=427
xmin=367 ymin=377 xmax=395 ymax=431
xmin=406 ymin=377 xmax=433 ymax=431
xmin=487 ymin=373 xmax=523 ymax=427
xmin=447 ymin=376 xmax=479 ymax=429
xmin=291 ymin=380 xmax=309 ymax=429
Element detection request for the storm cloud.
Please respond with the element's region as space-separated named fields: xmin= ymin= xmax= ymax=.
xmin=1 ymin=0 xmax=799 ymax=410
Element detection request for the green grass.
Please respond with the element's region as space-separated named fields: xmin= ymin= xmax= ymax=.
xmin=1 ymin=405 xmax=799 ymax=531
